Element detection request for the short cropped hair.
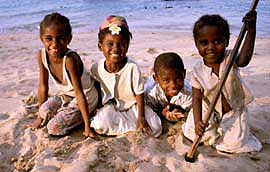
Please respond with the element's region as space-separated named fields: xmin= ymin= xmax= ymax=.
xmin=193 ymin=14 xmax=230 ymax=44
xmin=40 ymin=12 xmax=72 ymax=36
xmin=154 ymin=52 xmax=185 ymax=76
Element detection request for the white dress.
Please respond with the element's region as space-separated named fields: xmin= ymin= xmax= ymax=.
xmin=90 ymin=58 xmax=162 ymax=137
xmin=40 ymin=48 xmax=98 ymax=135
xmin=182 ymin=50 xmax=262 ymax=153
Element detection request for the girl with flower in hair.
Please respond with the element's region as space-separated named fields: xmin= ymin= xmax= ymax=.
xmin=90 ymin=15 xmax=162 ymax=137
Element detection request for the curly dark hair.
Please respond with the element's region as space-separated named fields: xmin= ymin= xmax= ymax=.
xmin=40 ymin=12 xmax=72 ymax=36
xmin=98 ymin=26 xmax=132 ymax=46
xmin=153 ymin=52 xmax=185 ymax=76
xmin=193 ymin=14 xmax=230 ymax=45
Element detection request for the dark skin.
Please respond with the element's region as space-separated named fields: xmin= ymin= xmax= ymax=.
xmin=98 ymin=33 xmax=152 ymax=136
xmin=32 ymin=23 xmax=97 ymax=139
xmin=193 ymin=11 xmax=257 ymax=136
xmin=153 ymin=68 xmax=187 ymax=121
xmin=136 ymin=94 xmax=152 ymax=135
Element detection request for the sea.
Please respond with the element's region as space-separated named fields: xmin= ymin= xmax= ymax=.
xmin=0 ymin=0 xmax=269 ymax=37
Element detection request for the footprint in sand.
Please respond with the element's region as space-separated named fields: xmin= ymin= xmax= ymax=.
xmin=147 ymin=48 xmax=158 ymax=54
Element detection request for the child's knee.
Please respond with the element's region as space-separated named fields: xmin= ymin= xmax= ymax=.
xmin=47 ymin=119 xmax=62 ymax=135
xmin=39 ymin=96 xmax=62 ymax=119
xmin=46 ymin=116 xmax=69 ymax=136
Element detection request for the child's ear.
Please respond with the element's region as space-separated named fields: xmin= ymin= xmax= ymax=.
xmin=98 ymin=42 xmax=102 ymax=51
xmin=153 ymin=73 xmax=158 ymax=82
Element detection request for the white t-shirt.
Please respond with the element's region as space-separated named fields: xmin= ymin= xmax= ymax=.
xmin=144 ymin=76 xmax=192 ymax=113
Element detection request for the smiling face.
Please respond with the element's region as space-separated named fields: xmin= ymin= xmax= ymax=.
xmin=195 ymin=25 xmax=227 ymax=67
xmin=40 ymin=23 xmax=71 ymax=59
xmin=154 ymin=68 xmax=186 ymax=100
xmin=98 ymin=33 xmax=129 ymax=68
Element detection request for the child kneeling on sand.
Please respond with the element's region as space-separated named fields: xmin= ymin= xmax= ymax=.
xmin=32 ymin=13 xmax=98 ymax=138
xmin=182 ymin=12 xmax=262 ymax=153
xmin=144 ymin=52 xmax=192 ymax=124
xmin=89 ymin=15 xmax=162 ymax=137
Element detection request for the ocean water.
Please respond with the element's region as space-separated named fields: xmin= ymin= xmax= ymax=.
xmin=0 ymin=0 xmax=269 ymax=37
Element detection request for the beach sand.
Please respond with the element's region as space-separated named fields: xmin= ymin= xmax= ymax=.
xmin=0 ymin=31 xmax=269 ymax=172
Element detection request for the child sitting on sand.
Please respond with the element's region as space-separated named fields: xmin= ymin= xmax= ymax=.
xmin=144 ymin=52 xmax=192 ymax=122
xmin=90 ymin=15 xmax=162 ymax=137
xmin=33 ymin=13 xmax=98 ymax=138
xmin=182 ymin=12 xmax=262 ymax=153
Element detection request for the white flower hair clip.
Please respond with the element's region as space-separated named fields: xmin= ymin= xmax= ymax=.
xmin=109 ymin=24 xmax=121 ymax=35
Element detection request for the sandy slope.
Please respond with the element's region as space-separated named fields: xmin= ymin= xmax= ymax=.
xmin=0 ymin=31 xmax=269 ymax=172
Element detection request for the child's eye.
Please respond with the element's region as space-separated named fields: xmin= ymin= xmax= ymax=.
xmin=199 ymin=40 xmax=208 ymax=46
xmin=176 ymin=77 xmax=184 ymax=82
xmin=119 ymin=43 xmax=126 ymax=48
xmin=213 ymin=39 xmax=223 ymax=45
xmin=44 ymin=37 xmax=52 ymax=41
xmin=57 ymin=36 xmax=67 ymax=42
xmin=162 ymin=79 xmax=169 ymax=84
xmin=106 ymin=42 xmax=113 ymax=47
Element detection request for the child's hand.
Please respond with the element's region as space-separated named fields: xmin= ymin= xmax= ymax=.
xmin=137 ymin=117 xmax=152 ymax=136
xmin=243 ymin=10 xmax=257 ymax=31
xmin=27 ymin=113 xmax=46 ymax=129
xmin=83 ymin=126 xmax=98 ymax=139
xmin=162 ymin=105 xmax=185 ymax=122
xmin=195 ymin=120 xmax=206 ymax=136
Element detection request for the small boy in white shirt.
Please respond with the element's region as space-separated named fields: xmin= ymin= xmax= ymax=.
xmin=145 ymin=52 xmax=192 ymax=122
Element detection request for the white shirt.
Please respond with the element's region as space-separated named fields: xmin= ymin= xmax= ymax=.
xmin=191 ymin=50 xmax=253 ymax=114
xmin=144 ymin=76 xmax=192 ymax=113
xmin=91 ymin=58 xmax=144 ymax=111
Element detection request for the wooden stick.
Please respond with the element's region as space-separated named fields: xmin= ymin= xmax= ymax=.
xmin=185 ymin=0 xmax=260 ymax=162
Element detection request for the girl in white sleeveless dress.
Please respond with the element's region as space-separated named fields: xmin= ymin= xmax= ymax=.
xmin=33 ymin=13 xmax=98 ymax=138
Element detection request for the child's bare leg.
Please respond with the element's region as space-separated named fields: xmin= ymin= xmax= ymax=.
xmin=84 ymin=127 xmax=99 ymax=139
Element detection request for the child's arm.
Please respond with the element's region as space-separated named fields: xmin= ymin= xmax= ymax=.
xmin=93 ymin=80 xmax=103 ymax=109
xmin=30 ymin=50 xmax=49 ymax=128
xmin=236 ymin=10 xmax=257 ymax=67
xmin=65 ymin=53 xmax=97 ymax=139
xmin=192 ymin=87 xmax=206 ymax=136
xmin=37 ymin=50 xmax=49 ymax=107
xmin=136 ymin=93 xmax=152 ymax=135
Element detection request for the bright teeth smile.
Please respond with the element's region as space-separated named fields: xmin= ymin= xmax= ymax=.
xmin=50 ymin=49 xmax=58 ymax=53
xmin=169 ymin=90 xmax=179 ymax=95
xmin=111 ymin=54 xmax=119 ymax=57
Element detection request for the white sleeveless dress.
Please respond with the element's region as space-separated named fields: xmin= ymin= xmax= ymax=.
xmin=39 ymin=48 xmax=98 ymax=135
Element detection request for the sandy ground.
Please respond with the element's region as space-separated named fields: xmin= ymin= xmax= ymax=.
xmin=0 ymin=31 xmax=269 ymax=172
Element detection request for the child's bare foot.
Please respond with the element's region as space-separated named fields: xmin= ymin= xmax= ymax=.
xmin=83 ymin=127 xmax=98 ymax=140
xmin=88 ymin=130 xmax=98 ymax=139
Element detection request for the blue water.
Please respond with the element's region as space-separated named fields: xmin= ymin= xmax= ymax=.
xmin=0 ymin=0 xmax=269 ymax=37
